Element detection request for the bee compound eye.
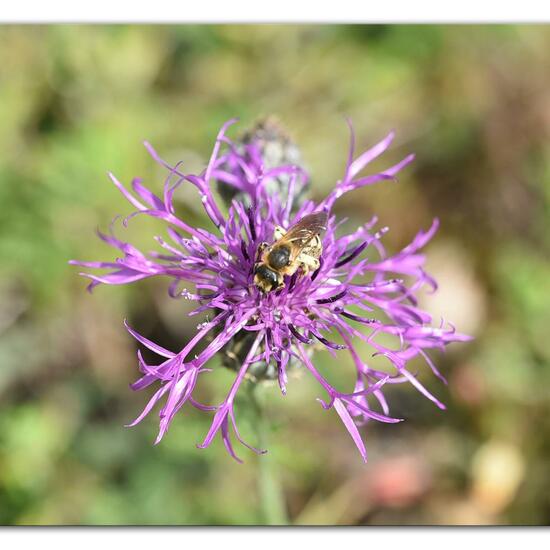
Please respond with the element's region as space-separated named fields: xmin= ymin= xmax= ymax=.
xmin=265 ymin=268 xmax=278 ymax=286
xmin=255 ymin=265 xmax=279 ymax=289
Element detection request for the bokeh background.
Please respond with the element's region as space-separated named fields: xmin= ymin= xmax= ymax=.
xmin=0 ymin=24 xmax=549 ymax=525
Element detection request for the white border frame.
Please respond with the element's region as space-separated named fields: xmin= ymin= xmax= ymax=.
xmin=0 ymin=1 xmax=549 ymax=23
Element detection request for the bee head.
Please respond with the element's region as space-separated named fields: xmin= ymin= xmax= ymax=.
xmin=253 ymin=264 xmax=281 ymax=293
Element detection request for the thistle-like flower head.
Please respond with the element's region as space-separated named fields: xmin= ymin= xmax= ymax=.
xmin=71 ymin=118 xmax=471 ymax=462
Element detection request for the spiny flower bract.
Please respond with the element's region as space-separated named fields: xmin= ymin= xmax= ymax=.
xmin=71 ymin=118 xmax=470 ymax=462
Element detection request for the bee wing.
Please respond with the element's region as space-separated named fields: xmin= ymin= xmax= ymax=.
xmin=276 ymin=211 xmax=328 ymax=253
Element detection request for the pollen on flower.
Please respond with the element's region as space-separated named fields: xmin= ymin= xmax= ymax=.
xmin=71 ymin=117 xmax=472 ymax=463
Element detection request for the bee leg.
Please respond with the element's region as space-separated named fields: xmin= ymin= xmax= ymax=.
xmin=273 ymin=226 xmax=287 ymax=240
xmin=256 ymin=242 xmax=268 ymax=262
xmin=298 ymin=254 xmax=320 ymax=276
xmin=310 ymin=235 xmax=322 ymax=249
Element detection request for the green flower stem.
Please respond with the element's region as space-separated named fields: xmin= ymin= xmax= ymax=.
xmin=247 ymin=383 xmax=288 ymax=525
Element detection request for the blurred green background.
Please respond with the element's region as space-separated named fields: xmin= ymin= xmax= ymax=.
xmin=0 ymin=24 xmax=549 ymax=525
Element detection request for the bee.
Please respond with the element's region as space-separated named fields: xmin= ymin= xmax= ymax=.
xmin=253 ymin=211 xmax=328 ymax=293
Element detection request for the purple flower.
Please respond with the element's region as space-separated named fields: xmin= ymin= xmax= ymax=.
xmin=71 ymin=118 xmax=471 ymax=462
